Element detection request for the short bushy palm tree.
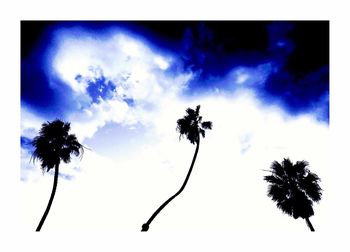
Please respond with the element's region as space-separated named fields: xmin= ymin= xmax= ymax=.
xmin=32 ymin=119 xmax=84 ymax=231
xmin=141 ymin=105 xmax=212 ymax=231
xmin=264 ymin=158 xmax=322 ymax=231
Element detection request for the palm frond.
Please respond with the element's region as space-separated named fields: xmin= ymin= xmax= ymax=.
xmin=264 ymin=158 xmax=322 ymax=220
xmin=264 ymin=175 xmax=284 ymax=186
xmin=299 ymin=172 xmax=322 ymax=202
xmin=195 ymin=105 xmax=200 ymax=116
xmin=31 ymin=119 xmax=83 ymax=172
xmin=282 ymin=158 xmax=294 ymax=178
xmin=201 ymin=121 xmax=212 ymax=130
xmin=267 ymin=184 xmax=289 ymax=203
xmin=185 ymin=107 xmax=196 ymax=118
xmin=276 ymin=198 xmax=294 ymax=216
xmin=294 ymin=160 xmax=309 ymax=174
xmin=176 ymin=105 xmax=212 ymax=145
xmin=270 ymin=161 xmax=285 ymax=178
xmin=290 ymin=190 xmax=314 ymax=219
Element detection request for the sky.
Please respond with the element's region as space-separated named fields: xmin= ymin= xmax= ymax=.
xmin=20 ymin=21 xmax=329 ymax=232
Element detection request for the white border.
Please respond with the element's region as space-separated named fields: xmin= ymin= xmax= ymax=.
xmin=1 ymin=0 xmax=349 ymax=250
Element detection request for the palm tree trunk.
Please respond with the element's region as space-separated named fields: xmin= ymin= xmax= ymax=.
xmin=141 ymin=137 xmax=200 ymax=232
xmin=36 ymin=163 xmax=59 ymax=231
xmin=305 ymin=217 xmax=315 ymax=232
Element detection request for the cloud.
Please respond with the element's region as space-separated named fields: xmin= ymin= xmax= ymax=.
xmin=228 ymin=62 xmax=277 ymax=86
xmin=21 ymin=147 xmax=35 ymax=182
xmin=21 ymin=106 xmax=45 ymax=139
xmin=48 ymin=30 xmax=192 ymax=141
xmin=20 ymin=29 xmax=193 ymax=181
xmin=20 ymin=89 xmax=329 ymax=231
xmin=51 ymin=31 xmax=179 ymax=96
xmin=267 ymin=21 xmax=295 ymax=58
xmin=261 ymin=65 xmax=329 ymax=122
xmin=20 ymin=136 xmax=33 ymax=151
xmin=58 ymin=173 xmax=75 ymax=180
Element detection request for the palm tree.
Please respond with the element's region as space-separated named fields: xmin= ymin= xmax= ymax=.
xmin=263 ymin=158 xmax=322 ymax=231
xmin=141 ymin=105 xmax=212 ymax=231
xmin=31 ymin=119 xmax=84 ymax=231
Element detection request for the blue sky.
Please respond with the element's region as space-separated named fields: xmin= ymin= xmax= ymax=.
xmin=20 ymin=21 xmax=329 ymax=231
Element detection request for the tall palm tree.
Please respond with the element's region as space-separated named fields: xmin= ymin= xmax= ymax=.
xmin=141 ymin=105 xmax=212 ymax=231
xmin=31 ymin=119 xmax=84 ymax=231
xmin=264 ymin=158 xmax=322 ymax=231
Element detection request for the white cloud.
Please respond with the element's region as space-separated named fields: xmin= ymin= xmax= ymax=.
xmin=69 ymin=98 xmax=130 ymax=141
xmin=51 ymin=31 xmax=179 ymax=97
xmin=236 ymin=72 xmax=250 ymax=84
xmin=50 ymin=30 xmax=192 ymax=141
xmin=229 ymin=62 xmax=276 ymax=86
xmin=154 ymin=56 xmax=170 ymax=70
xmin=21 ymin=106 xmax=45 ymax=139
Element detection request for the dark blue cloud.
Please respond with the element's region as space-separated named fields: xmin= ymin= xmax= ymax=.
xmin=21 ymin=21 xmax=329 ymax=124
xmin=21 ymin=22 xmax=94 ymax=119
xmin=258 ymin=65 xmax=329 ymax=122
xmin=21 ymin=22 xmax=145 ymax=118
xmin=21 ymin=136 xmax=34 ymax=152
xmin=178 ymin=22 xmax=269 ymax=83
xmin=21 ymin=136 xmax=35 ymax=181
xmin=173 ymin=21 xmax=329 ymax=123
xmin=21 ymin=52 xmax=81 ymax=119
xmin=267 ymin=22 xmax=295 ymax=60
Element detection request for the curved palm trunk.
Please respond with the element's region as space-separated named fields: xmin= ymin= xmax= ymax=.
xmin=305 ymin=217 xmax=315 ymax=232
xmin=141 ymin=137 xmax=200 ymax=232
xmin=36 ymin=163 xmax=59 ymax=232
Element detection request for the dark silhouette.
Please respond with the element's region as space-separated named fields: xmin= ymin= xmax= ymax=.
xmin=31 ymin=119 xmax=84 ymax=231
xmin=264 ymin=158 xmax=322 ymax=232
xmin=141 ymin=105 xmax=212 ymax=231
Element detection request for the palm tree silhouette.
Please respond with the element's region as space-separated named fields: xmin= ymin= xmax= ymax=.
xmin=32 ymin=119 xmax=84 ymax=231
xmin=141 ymin=105 xmax=212 ymax=231
xmin=264 ymin=158 xmax=322 ymax=231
